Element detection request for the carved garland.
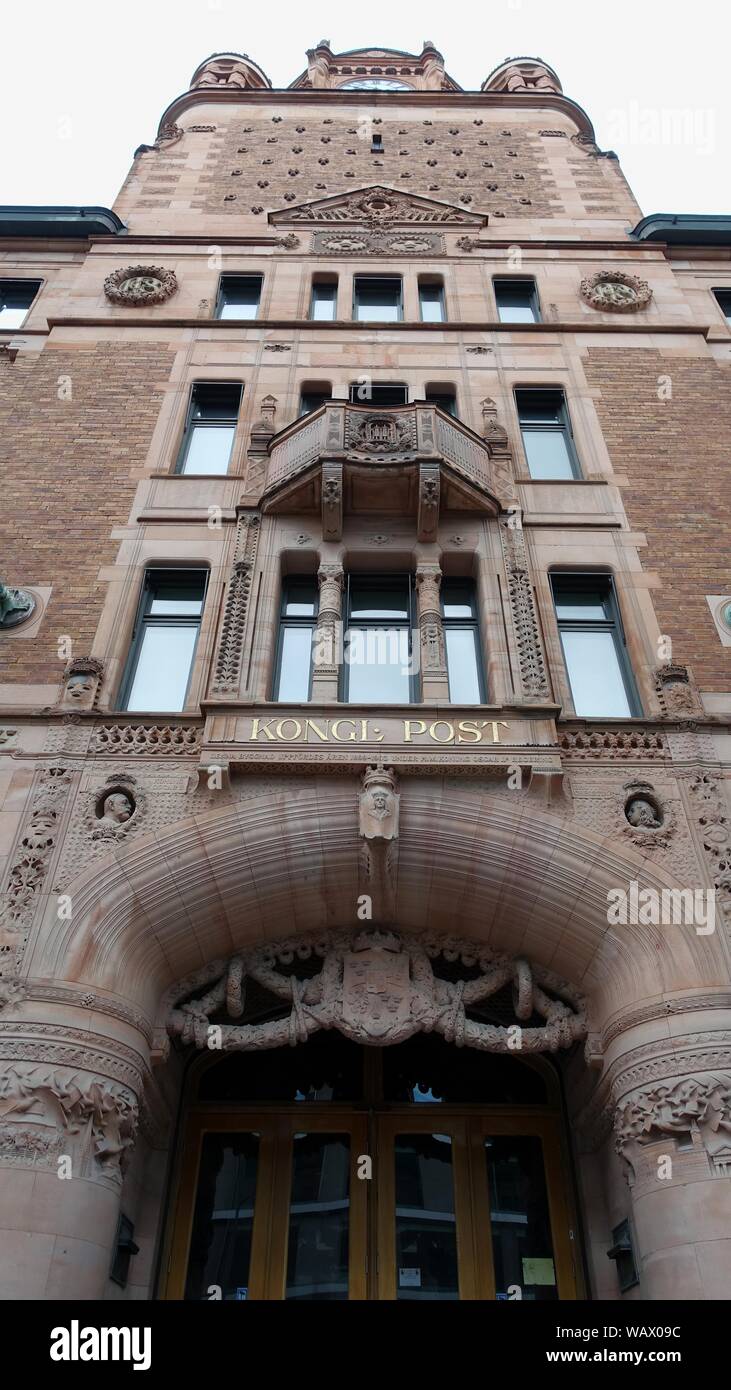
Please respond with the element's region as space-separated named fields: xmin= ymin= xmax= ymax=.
xmin=164 ymin=928 xmax=587 ymax=1056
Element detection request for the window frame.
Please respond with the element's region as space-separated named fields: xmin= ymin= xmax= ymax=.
xmin=0 ymin=277 xmax=42 ymax=329
xmin=299 ymin=385 xmax=333 ymax=417
xmin=425 ymin=386 xmax=457 ymax=417
xmin=352 ymin=274 xmax=404 ymax=324
xmin=493 ymin=277 xmax=541 ymax=324
xmin=341 ymin=573 xmax=417 ymax=705
xmin=418 ymin=279 xmax=447 ymax=323
xmin=118 ymin=566 xmax=209 ymax=713
xmin=309 ymin=278 xmax=338 ymax=322
xmin=214 ymin=273 xmax=263 ymax=321
xmin=550 ymin=571 xmax=642 ymax=718
xmin=272 ymin=577 xmax=319 ymax=703
xmin=515 ymin=387 xmax=581 ymax=480
xmin=440 ymin=579 xmax=486 ymax=704
xmin=348 ymin=382 xmax=409 ymax=406
xmin=175 ymin=381 xmax=243 ymax=476
xmin=712 ymin=288 xmax=731 ymax=327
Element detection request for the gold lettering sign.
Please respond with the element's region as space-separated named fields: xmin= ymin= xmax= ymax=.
xmin=247 ymin=717 xmax=511 ymax=745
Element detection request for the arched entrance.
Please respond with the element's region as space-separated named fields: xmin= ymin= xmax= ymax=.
xmin=163 ymin=1033 xmax=579 ymax=1301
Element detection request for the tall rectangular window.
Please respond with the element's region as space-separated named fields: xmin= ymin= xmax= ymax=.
xmin=0 ymin=279 xmax=41 ymax=328
xmin=713 ymin=289 xmax=731 ymax=325
xmin=177 ymin=383 xmax=242 ymax=475
xmin=215 ymin=275 xmax=262 ymax=320
xmin=419 ymin=281 xmax=446 ymax=322
xmin=344 ymin=576 xmax=414 ymax=704
xmin=349 ymin=382 xmax=408 ymax=406
xmin=353 ymin=276 xmax=403 ymax=323
xmin=120 ymin=569 xmax=207 ymax=713
xmin=551 ymin=574 xmax=640 ymax=718
xmin=425 ymin=387 xmax=457 ymax=416
xmin=310 ymin=280 xmax=337 ymax=321
xmin=494 ymin=278 xmax=540 ymax=324
xmin=273 ymin=579 xmax=318 ymax=702
xmin=516 ymin=388 xmax=579 ymax=480
xmin=299 ymin=385 xmax=332 ymax=416
xmin=441 ymin=580 xmax=484 ymax=704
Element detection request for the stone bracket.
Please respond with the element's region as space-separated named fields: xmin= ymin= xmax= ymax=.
xmin=417 ymin=462 xmax=440 ymax=542
xmin=321 ymin=460 xmax=343 ymax=541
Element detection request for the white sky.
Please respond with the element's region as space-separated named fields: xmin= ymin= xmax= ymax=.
xmin=2 ymin=0 xmax=728 ymax=218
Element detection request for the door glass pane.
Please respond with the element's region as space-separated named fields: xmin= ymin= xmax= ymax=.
xmin=445 ymin=628 xmax=482 ymax=704
xmin=286 ymin=1133 xmax=350 ymax=1300
xmin=394 ymin=1133 xmax=459 ymax=1300
xmin=485 ymin=1135 xmax=558 ymax=1302
xmin=184 ymin=1132 xmax=259 ymax=1301
xmin=126 ymin=624 xmax=198 ymax=711
xmin=345 ymin=627 xmax=411 ymax=703
xmin=560 ymin=629 xmax=632 ymax=716
xmin=276 ymin=626 xmax=313 ymax=701
xmin=182 ymin=424 xmax=235 ymax=474
xmin=522 ymin=429 xmax=574 ymax=480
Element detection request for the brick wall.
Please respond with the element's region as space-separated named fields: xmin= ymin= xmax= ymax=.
xmin=586 ymin=348 xmax=731 ymax=690
xmin=0 ymin=341 xmax=175 ymax=688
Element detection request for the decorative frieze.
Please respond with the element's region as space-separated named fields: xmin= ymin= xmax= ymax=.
xmin=615 ymin=1075 xmax=731 ymax=1182
xmin=0 ymin=1064 xmax=138 ymax=1181
xmin=211 ymin=512 xmax=260 ymax=696
xmin=559 ymin=728 xmax=667 ymax=758
xmin=90 ymin=723 xmax=202 ymax=756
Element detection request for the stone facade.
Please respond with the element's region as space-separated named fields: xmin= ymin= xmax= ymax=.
xmin=0 ymin=41 xmax=730 ymax=1303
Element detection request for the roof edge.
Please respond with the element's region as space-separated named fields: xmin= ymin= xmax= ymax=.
xmin=0 ymin=206 xmax=126 ymax=239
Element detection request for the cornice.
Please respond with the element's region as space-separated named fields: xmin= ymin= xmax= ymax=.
xmin=43 ymin=316 xmax=711 ymax=336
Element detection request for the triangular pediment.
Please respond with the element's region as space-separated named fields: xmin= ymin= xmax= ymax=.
xmin=268 ymin=185 xmax=487 ymax=227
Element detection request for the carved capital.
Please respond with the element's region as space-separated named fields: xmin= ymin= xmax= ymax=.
xmin=615 ymin=1074 xmax=731 ymax=1184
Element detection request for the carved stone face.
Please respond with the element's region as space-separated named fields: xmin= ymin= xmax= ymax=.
xmin=626 ymin=797 xmax=661 ymax=830
xmin=371 ymin=789 xmax=391 ymax=818
xmin=100 ymin=792 xmax=133 ymax=826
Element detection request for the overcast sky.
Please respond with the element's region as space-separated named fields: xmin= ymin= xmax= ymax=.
xmin=2 ymin=0 xmax=728 ymax=217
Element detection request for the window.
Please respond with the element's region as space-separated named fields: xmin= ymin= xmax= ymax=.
xmin=371 ymin=132 xmax=384 ymax=152
xmin=176 ymin=383 xmax=242 ymax=475
xmin=310 ymin=280 xmax=337 ymax=321
xmin=551 ymin=574 xmax=640 ymax=718
xmin=713 ymin=289 xmax=731 ymax=325
xmin=515 ymin=388 xmax=579 ymax=480
xmin=273 ymin=579 xmax=318 ymax=702
xmin=120 ymin=569 xmax=207 ymax=713
xmin=215 ymin=275 xmax=262 ymax=320
xmin=441 ymin=580 xmax=484 ymax=704
xmin=299 ymin=384 xmax=332 ymax=416
xmin=419 ymin=280 xmax=446 ymax=323
xmin=349 ymin=382 xmax=408 ymax=406
xmin=344 ymin=576 xmax=415 ymax=704
xmin=494 ymin=278 xmax=540 ymax=324
xmin=353 ymin=276 xmax=403 ymax=323
xmin=425 ymin=386 xmax=457 ymax=416
xmin=0 ymin=279 xmax=41 ymax=328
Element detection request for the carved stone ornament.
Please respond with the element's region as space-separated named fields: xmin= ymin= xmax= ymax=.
xmin=211 ymin=513 xmax=260 ymax=695
xmin=312 ymin=228 xmax=445 ymax=256
xmin=90 ymin=723 xmax=202 ymax=756
xmin=0 ymin=765 xmax=73 ymax=978
xmin=0 ymin=584 xmax=35 ymax=630
xmin=580 ymin=270 xmax=652 ymax=313
xmin=87 ymin=774 xmax=143 ymax=843
xmin=345 ymin=411 xmax=417 ymax=460
xmin=654 ymin=662 xmax=704 ymax=718
xmin=61 ymin=656 xmax=104 ymax=710
xmin=621 ymin=780 xmax=673 ymax=851
xmin=359 ymin=765 xmax=399 ymax=842
xmin=270 ymin=185 xmax=485 ymax=227
xmin=163 ymin=928 xmax=587 ymax=1057
xmin=615 ymin=1075 xmax=731 ymax=1182
xmin=0 ymin=1066 xmax=138 ymax=1180
xmin=103 ymin=265 xmax=178 ymax=306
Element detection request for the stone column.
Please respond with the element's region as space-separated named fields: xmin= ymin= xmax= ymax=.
xmin=578 ymin=1007 xmax=731 ymax=1300
xmin=311 ymin=563 xmax=344 ymax=702
xmin=415 ymin=563 xmax=450 ymax=702
xmin=0 ymin=1010 xmax=147 ymax=1299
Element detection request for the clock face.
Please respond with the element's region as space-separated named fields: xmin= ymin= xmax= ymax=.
xmin=339 ymin=78 xmax=413 ymax=91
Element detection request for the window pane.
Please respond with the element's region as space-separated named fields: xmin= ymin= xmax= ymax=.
xmin=184 ymin=1133 xmax=259 ymax=1301
xmin=0 ymin=280 xmax=39 ymax=327
xmin=355 ymin=278 xmax=401 ymax=322
xmin=522 ymin=429 xmax=575 ymax=480
xmin=495 ymin=283 xmax=538 ymax=324
xmin=299 ymin=392 xmax=330 ymax=416
xmin=426 ymin=392 xmax=456 ymax=416
xmin=498 ymin=301 xmax=537 ymax=324
xmin=125 ymin=624 xmax=199 ymax=711
xmin=394 ymin=1134 xmax=459 ymax=1300
xmin=0 ymin=306 xmax=29 ymax=328
xmin=485 ymin=1136 xmax=558 ymax=1302
xmin=311 ymin=284 xmax=337 ymax=320
xmin=553 ymin=588 xmax=610 ymax=622
xmin=285 ymin=1134 xmax=350 ymax=1301
xmin=283 ymin=585 xmax=317 ymax=617
xmin=345 ymin=628 xmax=411 ymax=702
xmin=420 ymin=286 xmax=445 ymax=322
xmin=276 ymin=626 xmax=313 ymax=701
xmin=560 ymin=629 xmax=632 ymax=717
xmin=442 ymin=583 xmax=474 ymax=619
xmin=190 ymin=385 xmax=241 ymax=420
xmin=445 ymin=628 xmax=482 ymax=703
xmin=148 ymin=578 xmax=205 ymax=616
xmin=218 ymin=278 xmax=261 ymax=319
xmin=714 ymin=290 xmax=731 ymax=323
xmin=182 ymin=424 xmax=235 ymax=474
xmin=349 ymin=583 xmax=409 ymax=620
xmin=516 ymin=392 xmax=563 ymax=426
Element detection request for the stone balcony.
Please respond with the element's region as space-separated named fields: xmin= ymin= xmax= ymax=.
xmin=260 ymin=401 xmax=509 ymax=540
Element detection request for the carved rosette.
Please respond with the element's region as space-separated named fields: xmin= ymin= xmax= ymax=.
xmin=103 ymin=265 xmax=178 ymax=306
xmin=211 ymin=513 xmax=260 ymax=695
xmin=580 ymin=270 xmax=652 ymax=313
xmin=499 ymin=515 xmax=551 ymax=701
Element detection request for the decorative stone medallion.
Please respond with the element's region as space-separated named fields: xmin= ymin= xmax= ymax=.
xmin=580 ymin=270 xmax=652 ymax=313
xmin=0 ymin=585 xmax=35 ymax=629
xmin=103 ymin=265 xmax=178 ymax=306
